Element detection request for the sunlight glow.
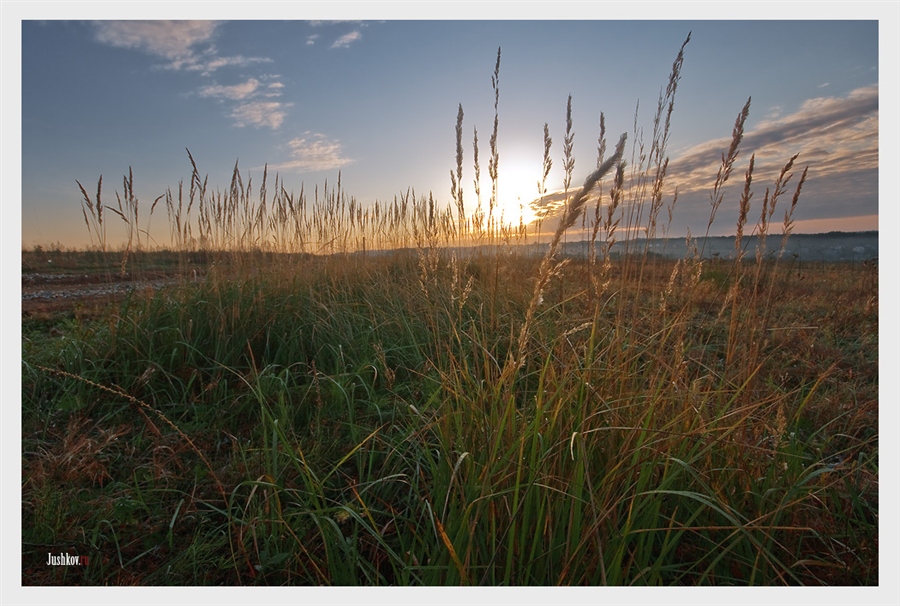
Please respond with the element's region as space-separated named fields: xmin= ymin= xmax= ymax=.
xmin=488 ymin=156 xmax=543 ymax=228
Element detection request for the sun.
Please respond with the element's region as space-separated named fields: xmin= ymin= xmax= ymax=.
xmin=491 ymin=156 xmax=543 ymax=228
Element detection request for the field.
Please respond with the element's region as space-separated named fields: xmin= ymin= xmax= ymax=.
xmin=20 ymin=38 xmax=879 ymax=586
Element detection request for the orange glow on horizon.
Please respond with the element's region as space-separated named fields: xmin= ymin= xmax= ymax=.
xmin=789 ymin=215 xmax=878 ymax=234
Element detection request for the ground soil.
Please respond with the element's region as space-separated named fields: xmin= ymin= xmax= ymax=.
xmin=21 ymin=270 xmax=196 ymax=319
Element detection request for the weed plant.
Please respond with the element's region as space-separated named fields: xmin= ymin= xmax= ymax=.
xmin=22 ymin=35 xmax=877 ymax=585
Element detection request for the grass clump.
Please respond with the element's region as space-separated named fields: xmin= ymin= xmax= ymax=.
xmin=21 ymin=34 xmax=876 ymax=586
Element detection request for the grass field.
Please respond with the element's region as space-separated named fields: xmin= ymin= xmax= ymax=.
xmin=20 ymin=37 xmax=878 ymax=586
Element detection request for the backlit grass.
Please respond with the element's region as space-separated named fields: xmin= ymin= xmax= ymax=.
xmin=21 ymin=35 xmax=877 ymax=585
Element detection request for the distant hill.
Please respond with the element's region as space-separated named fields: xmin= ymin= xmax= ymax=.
xmin=428 ymin=231 xmax=877 ymax=263
xmin=550 ymin=231 xmax=879 ymax=262
xmin=350 ymin=231 xmax=877 ymax=263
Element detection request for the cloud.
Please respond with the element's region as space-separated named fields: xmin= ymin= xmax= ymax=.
xmin=92 ymin=20 xmax=220 ymax=70
xmin=270 ymin=133 xmax=354 ymax=173
xmin=667 ymin=85 xmax=878 ymax=196
xmin=93 ymin=21 xmax=289 ymax=130
xmin=201 ymin=78 xmax=289 ymax=125
xmin=310 ymin=20 xmax=367 ymax=27
xmin=264 ymin=82 xmax=285 ymax=98
xmin=231 ymin=102 xmax=290 ymax=130
xmin=764 ymin=106 xmax=783 ymax=120
xmin=331 ymin=31 xmax=361 ymax=49
xmin=640 ymin=85 xmax=880 ymax=234
xmin=92 ymin=21 xmax=271 ymax=75
xmin=199 ymin=78 xmax=260 ymax=100
xmin=307 ymin=22 xmax=368 ymax=48
xmin=526 ymin=85 xmax=878 ymax=236
xmin=187 ymin=54 xmax=273 ymax=76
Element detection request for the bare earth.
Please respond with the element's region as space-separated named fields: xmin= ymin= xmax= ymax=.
xmin=21 ymin=271 xmax=190 ymax=317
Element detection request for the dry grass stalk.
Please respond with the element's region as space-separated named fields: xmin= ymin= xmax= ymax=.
xmin=488 ymin=47 xmax=501 ymax=238
xmin=451 ymin=104 xmax=465 ymax=242
xmin=588 ymin=114 xmax=607 ymax=294
xmin=754 ymin=153 xmax=799 ymax=285
xmin=505 ymin=132 xmax=627 ymax=379
xmin=77 ymin=176 xmax=106 ymax=253
xmin=734 ymin=153 xmax=756 ymax=262
xmin=779 ymin=164 xmax=808 ymax=255
xmin=563 ymin=95 xmax=576 ymax=195
xmin=534 ymin=122 xmax=554 ymax=240
xmin=700 ymin=96 xmax=751 ymax=259
xmin=472 ymin=126 xmax=484 ymax=237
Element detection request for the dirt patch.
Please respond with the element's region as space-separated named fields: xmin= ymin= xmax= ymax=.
xmin=21 ymin=271 xmax=199 ymax=318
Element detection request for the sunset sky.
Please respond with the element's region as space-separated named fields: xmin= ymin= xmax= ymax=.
xmin=5 ymin=6 xmax=893 ymax=249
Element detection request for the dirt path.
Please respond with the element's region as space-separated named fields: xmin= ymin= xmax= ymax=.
xmin=21 ymin=271 xmax=196 ymax=317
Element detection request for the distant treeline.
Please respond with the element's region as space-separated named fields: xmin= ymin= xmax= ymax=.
xmin=622 ymin=231 xmax=879 ymax=262
xmin=404 ymin=231 xmax=879 ymax=263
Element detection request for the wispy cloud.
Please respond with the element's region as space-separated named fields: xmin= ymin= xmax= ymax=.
xmin=92 ymin=21 xmax=287 ymax=130
xmin=186 ymin=54 xmax=273 ymax=76
xmin=331 ymin=31 xmax=361 ymax=49
xmin=264 ymin=82 xmax=285 ymax=98
xmin=764 ymin=106 xmax=783 ymax=120
xmin=309 ymin=20 xmax=367 ymax=27
xmin=530 ymin=85 xmax=878 ymax=234
xmin=270 ymin=133 xmax=354 ymax=173
xmin=92 ymin=20 xmax=220 ymax=69
xmin=667 ymin=85 xmax=878 ymax=195
xmin=199 ymin=78 xmax=260 ymax=101
xmin=639 ymin=84 xmax=881 ymax=233
xmin=93 ymin=21 xmax=272 ymax=74
xmin=198 ymin=76 xmax=288 ymax=127
xmin=231 ymin=102 xmax=291 ymax=130
xmin=307 ymin=21 xmax=367 ymax=49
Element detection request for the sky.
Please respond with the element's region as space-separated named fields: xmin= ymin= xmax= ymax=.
xmin=8 ymin=8 xmax=890 ymax=250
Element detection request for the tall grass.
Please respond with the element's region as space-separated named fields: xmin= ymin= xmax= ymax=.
xmin=21 ymin=34 xmax=877 ymax=585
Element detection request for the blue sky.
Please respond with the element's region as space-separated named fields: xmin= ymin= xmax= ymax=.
xmin=8 ymin=7 xmax=893 ymax=249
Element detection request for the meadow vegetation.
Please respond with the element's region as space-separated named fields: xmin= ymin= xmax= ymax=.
xmin=21 ymin=36 xmax=878 ymax=585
